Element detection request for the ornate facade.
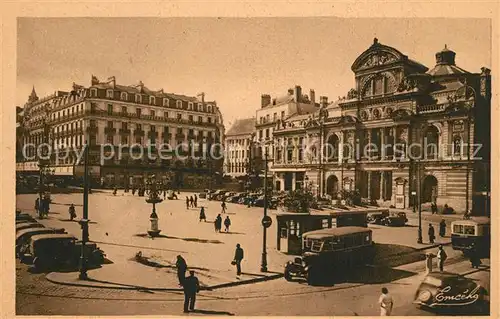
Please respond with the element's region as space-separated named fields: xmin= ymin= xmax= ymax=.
xmin=273 ymin=39 xmax=491 ymax=215
xmin=17 ymin=76 xmax=226 ymax=189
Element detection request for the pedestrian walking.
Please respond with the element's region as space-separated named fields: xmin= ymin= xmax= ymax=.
xmin=68 ymin=204 xmax=77 ymax=221
xmin=439 ymin=219 xmax=446 ymax=237
xmin=175 ymin=255 xmax=188 ymax=286
xmin=224 ymin=216 xmax=231 ymax=232
xmin=186 ymin=196 xmax=190 ymax=209
xmin=35 ymin=198 xmax=40 ymax=216
xmin=437 ymin=245 xmax=447 ymax=272
xmin=221 ymin=200 xmax=227 ymax=214
xmin=194 ymin=194 xmax=198 ymax=208
xmin=163 ymin=190 xmax=166 ymax=200
xmin=428 ymin=224 xmax=435 ymax=244
xmin=190 ymin=196 xmax=194 ymax=208
xmin=113 ymin=187 xmax=117 ymax=196
xmin=233 ymin=243 xmax=244 ymax=277
xmin=215 ymin=214 xmax=222 ymax=232
xmin=469 ymin=243 xmax=481 ymax=269
xmin=199 ymin=207 xmax=206 ymax=222
xmin=132 ymin=188 xmax=136 ymax=195
xmin=431 ymin=202 xmax=437 ymax=214
xmin=182 ymin=270 xmax=200 ymax=313
xmin=378 ymin=287 xmax=393 ymax=316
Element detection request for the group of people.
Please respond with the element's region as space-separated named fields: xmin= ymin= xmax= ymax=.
xmin=186 ymin=195 xmax=198 ymax=209
xmin=34 ymin=197 xmax=50 ymax=218
xmin=213 ymin=214 xmax=231 ymax=232
xmin=175 ymin=244 xmax=245 ymax=313
xmin=427 ymin=219 xmax=447 ymax=244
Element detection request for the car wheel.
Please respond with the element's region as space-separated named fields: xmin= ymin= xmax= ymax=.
xmin=284 ymin=270 xmax=292 ymax=281
xmin=306 ymin=269 xmax=318 ymax=286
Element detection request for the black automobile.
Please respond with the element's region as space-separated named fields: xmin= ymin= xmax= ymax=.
xmin=382 ymin=212 xmax=408 ymax=226
xmin=413 ymin=271 xmax=489 ymax=313
xmin=366 ymin=211 xmax=389 ymax=224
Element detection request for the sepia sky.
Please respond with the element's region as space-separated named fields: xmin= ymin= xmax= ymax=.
xmin=17 ymin=17 xmax=491 ymax=126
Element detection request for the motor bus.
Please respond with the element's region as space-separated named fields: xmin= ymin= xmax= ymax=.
xmin=284 ymin=226 xmax=375 ymax=285
xmin=451 ymin=217 xmax=490 ymax=257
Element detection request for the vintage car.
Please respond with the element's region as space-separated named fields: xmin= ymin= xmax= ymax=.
xmin=16 ymin=222 xmax=45 ymax=233
xmin=222 ymin=192 xmax=237 ymax=201
xmin=227 ymin=192 xmax=246 ymax=203
xmin=20 ymin=233 xmax=105 ymax=271
xmin=253 ymin=196 xmax=278 ymax=209
xmin=284 ymin=227 xmax=375 ymax=285
xmin=382 ymin=212 xmax=408 ymax=226
xmin=451 ymin=217 xmax=490 ymax=257
xmin=366 ymin=211 xmax=390 ymax=224
xmin=413 ymin=271 xmax=488 ymax=312
xmin=16 ymin=213 xmax=37 ymax=222
xmin=16 ymin=227 xmax=66 ymax=256
xmin=209 ymin=189 xmax=227 ymax=201
xmin=198 ymin=189 xmax=209 ymax=199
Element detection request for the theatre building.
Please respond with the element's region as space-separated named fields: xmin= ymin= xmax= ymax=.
xmin=273 ymin=39 xmax=491 ymax=215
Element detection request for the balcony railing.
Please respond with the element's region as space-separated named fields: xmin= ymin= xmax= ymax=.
xmin=119 ymin=128 xmax=131 ymax=134
xmin=86 ymin=126 xmax=98 ymax=133
xmin=133 ymin=129 xmax=145 ymax=136
xmin=148 ymin=131 xmax=158 ymax=138
xmin=162 ymin=132 xmax=172 ymax=139
xmin=104 ymin=127 xmax=116 ymax=134
xmin=176 ymin=133 xmax=186 ymax=139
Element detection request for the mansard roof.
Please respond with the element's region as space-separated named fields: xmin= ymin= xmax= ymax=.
xmin=351 ymin=38 xmax=428 ymax=73
xmin=226 ymin=118 xmax=255 ymax=136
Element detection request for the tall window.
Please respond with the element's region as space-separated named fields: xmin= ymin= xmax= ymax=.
xmin=107 ymin=104 xmax=113 ymax=115
xmin=176 ymin=100 xmax=182 ymax=108
xmin=149 ymin=96 xmax=156 ymax=105
xmin=107 ymin=121 xmax=113 ymax=128
xmin=136 ymin=108 xmax=141 ymax=117
xmin=121 ymin=92 xmax=128 ymax=101
xmin=189 ymin=115 xmax=193 ymax=122
xmin=135 ymin=94 xmax=142 ymax=103
xmin=151 ymin=110 xmax=155 ymax=118
xmin=163 ymin=98 xmax=169 ymax=107
xmin=121 ymin=106 xmax=127 ymax=114
xmin=106 ymin=90 xmax=114 ymax=99
xmin=198 ymin=116 xmax=203 ymax=123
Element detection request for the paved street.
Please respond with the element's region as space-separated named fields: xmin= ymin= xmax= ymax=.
xmin=15 ymin=190 xmax=490 ymax=316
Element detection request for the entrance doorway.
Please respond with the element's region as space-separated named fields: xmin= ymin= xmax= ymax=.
xmin=326 ymin=175 xmax=339 ymax=197
xmin=422 ymin=175 xmax=438 ymax=203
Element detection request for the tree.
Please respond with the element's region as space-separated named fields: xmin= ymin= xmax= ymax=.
xmin=283 ymin=188 xmax=315 ymax=214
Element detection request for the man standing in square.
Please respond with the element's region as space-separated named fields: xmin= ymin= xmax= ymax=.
xmin=234 ymin=244 xmax=244 ymax=277
xmin=183 ymin=270 xmax=200 ymax=313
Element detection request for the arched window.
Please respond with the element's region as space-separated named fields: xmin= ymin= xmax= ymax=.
xmin=149 ymin=96 xmax=156 ymax=105
xmin=425 ymin=126 xmax=439 ymax=159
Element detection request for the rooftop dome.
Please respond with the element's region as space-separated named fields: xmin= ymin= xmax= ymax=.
xmin=427 ymin=45 xmax=469 ymax=76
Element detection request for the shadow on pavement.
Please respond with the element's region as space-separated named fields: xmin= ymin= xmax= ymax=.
xmin=373 ymin=243 xmax=426 ymax=267
xmin=217 ymin=231 xmax=246 ymax=235
xmin=134 ymin=233 xmax=223 ymax=244
xmin=191 ymin=309 xmax=235 ymax=316
xmin=57 ymin=218 xmax=98 ymax=224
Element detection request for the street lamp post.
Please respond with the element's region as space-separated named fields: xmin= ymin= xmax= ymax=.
xmin=79 ymin=139 xmax=90 ymax=280
xmin=417 ymin=159 xmax=423 ymax=244
xmin=146 ymin=174 xmax=163 ymax=237
xmin=261 ymin=148 xmax=269 ymax=272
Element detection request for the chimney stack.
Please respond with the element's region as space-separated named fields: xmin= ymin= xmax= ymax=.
xmin=294 ymin=85 xmax=302 ymax=103
xmin=320 ymin=96 xmax=328 ymax=108
xmin=261 ymin=94 xmax=271 ymax=108
xmin=310 ymin=89 xmax=316 ymax=105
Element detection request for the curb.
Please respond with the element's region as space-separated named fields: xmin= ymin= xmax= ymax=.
xmin=45 ymin=271 xmax=283 ymax=291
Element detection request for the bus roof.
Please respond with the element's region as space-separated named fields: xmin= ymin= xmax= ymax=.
xmin=30 ymin=233 xmax=76 ymax=241
xmin=451 ymin=217 xmax=491 ymax=226
xmin=303 ymin=226 xmax=371 ymax=239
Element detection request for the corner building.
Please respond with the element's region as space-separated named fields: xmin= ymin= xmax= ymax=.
xmin=273 ymin=39 xmax=491 ymax=215
xmin=17 ymin=76 xmax=225 ymax=189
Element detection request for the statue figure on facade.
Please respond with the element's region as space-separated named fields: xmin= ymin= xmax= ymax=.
xmin=347 ymin=88 xmax=358 ymax=100
xmin=397 ymin=77 xmax=416 ymax=92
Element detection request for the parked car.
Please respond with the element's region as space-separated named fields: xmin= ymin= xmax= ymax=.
xmin=16 ymin=227 xmax=66 ymax=256
xmin=209 ymin=189 xmax=226 ymax=201
xmin=413 ymin=271 xmax=489 ymax=312
xmin=253 ymin=196 xmax=279 ymax=209
xmin=228 ymin=192 xmax=245 ymax=203
xmin=16 ymin=213 xmax=37 ymax=222
xmin=198 ymin=189 xmax=209 ymax=199
xmin=382 ymin=212 xmax=408 ymax=226
xmin=20 ymin=233 xmax=105 ymax=271
xmin=222 ymin=192 xmax=237 ymax=201
xmin=366 ymin=211 xmax=390 ymax=224
xmin=16 ymin=222 xmax=45 ymax=233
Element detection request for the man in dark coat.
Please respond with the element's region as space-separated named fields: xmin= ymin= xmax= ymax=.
xmin=186 ymin=196 xmax=190 ymax=209
xmin=234 ymin=243 xmax=244 ymax=276
xmin=194 ymin=194 xmax=198 ymax=208
xmin=428 ymin=224 xmax=435 ymax=244
xmin=175 ymin=255 xmax=187 ymax=286
xmin=183 ymin=270 xmax=200 ymax=313
xmin=224 ymin=216 xmax=231 ymax=232
xmin=199 ymin=207 xmax=206 ymax=222
xmin=439 ymin=219 xmax=446 ymax=237
xmin=469 ymin=243 xmax=481 ymax=269
xmin=215 ymin=214 xmax=222 ymax=232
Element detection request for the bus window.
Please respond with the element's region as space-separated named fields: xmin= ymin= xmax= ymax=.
xmin=311 ymin=240 xmax=322 ymax=252
xmin=322 ymin=219 xmax=329 ymax=229
xmin=453 ymin=224 xmax=464 ymax=234
xmin=280 ymin=228 xmax=287 ymax=239
xmin=343 ymin=236 xmax=353 ymax=249
xmin=353 ymin=234 xmax=363 ymax=247
xmin=464 ymin=226 xmax=475 ymax=235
